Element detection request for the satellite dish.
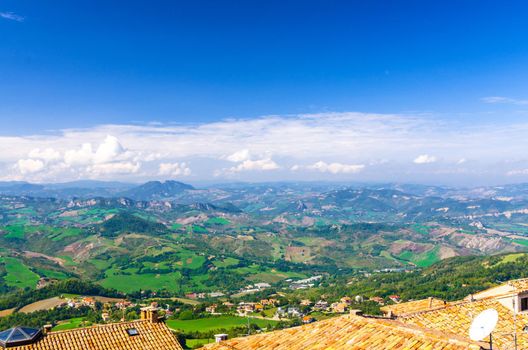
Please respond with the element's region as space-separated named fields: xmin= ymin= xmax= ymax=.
xmin=469 ymin=309 xmax=499 ymax=341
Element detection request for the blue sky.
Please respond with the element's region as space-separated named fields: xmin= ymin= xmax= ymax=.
xmin=1 ymin=1 xmax=528 ymax=184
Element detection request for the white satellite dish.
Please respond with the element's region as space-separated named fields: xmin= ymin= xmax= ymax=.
xmin=469 ymin=309 xmax=499 ymax=342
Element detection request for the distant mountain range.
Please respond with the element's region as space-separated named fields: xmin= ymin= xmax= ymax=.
xmin=120 ymin=180 xmax=195 ymax=200
xmin=3 ymin=180 xmax=528 ymax=201
xmin=0 ymin=180 xmax=193 ymax=200
xmin=2 ymin=180 xmax=528 ymax=296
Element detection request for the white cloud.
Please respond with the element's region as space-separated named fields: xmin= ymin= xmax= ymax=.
xmin=507 ymin=169 xmax=528 ymax=176
xmin=307 ymin=161 xmax=365 ymax=174
xmin=223 ymin=149 xmax=279 ymax=173
xmin=457 ymin=158 xmax=467 ymax=165
xmin=413 ymin=154 xmax=437 ymax=164
xmin=481 ymin=96 xmax=528 ymax=106
xmin=229 ymin=158 xmax=279 ymax=173
xmin=94 ymin=135 xmax=127 ymax=164
xmin=28 ymin=148 xmax=61 ymax=162
xmin=159 ymin=162 xmax=191 ymax=176
xmin=88 ymin=162 xmax=140 ymax=175
xmin=0 ymin=12 xmax=24 ymax=22
xmin=226 ymin=149 xmax=251 ymax=162
xmin=64 ymin=143 xmax=95 ymax=166
xmin=16 ymin=159 xmax=44 ymax=174
xmin=4 ymin=111 xmax=528 ymax=182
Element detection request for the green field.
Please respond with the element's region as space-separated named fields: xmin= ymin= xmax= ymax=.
xmin=185 ymin=338 xmax=214 ymax=348
xmin=1 ymin=225 xmax=83 ymax=241
xmin=205 ymin=217 xmax=230 ymax=226
xmin=3 ymin=225 xmax=26 ymax=239
xmin=213 ymin=257 xmax=239 ymax=268
xmin=170 ymin=223 xmax=183 ymax=230
xmin=187 ymin=225 xmax=208 ymax=234
xmin=167 ymin=316 xmax=278 ymax=332
xmin=398 ymin=246 xmax=441 ymax=267
xmin=99 ymin=269 xmax=182 ymax=293
xmin=498 ymin=253 xmax=526 ymax=264
xmin=36 ymin=268 xmax=69 ymax=279
xmin=49 ymin=227 xmax=83 ymax=241
xmin=513 ymin=239 xmax=528 ymax=247
xmin=0 ymin=257 xmax=40 ymax=289
xmin=411 ymin=224 xmax=430 ymax=235
xmin=53 ymin=317 xmax=87 ymax=331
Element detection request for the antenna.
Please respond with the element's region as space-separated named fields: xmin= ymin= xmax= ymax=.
xmin=469 ymin=309 xmax=499 ymax=349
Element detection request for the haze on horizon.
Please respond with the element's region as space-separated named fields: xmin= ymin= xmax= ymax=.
xmin=1 ymin=1 xmax=528 ymax=186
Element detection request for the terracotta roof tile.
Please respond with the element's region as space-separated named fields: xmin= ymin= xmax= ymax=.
xmin=9 ymin=320 xmax=183 ymax=350
xmin=400 ymin=298 xmax=526 ymax=350
xmin=200 ymin=315 xmax=483 ymax=350
xmin=381 ymin=298 xmax=446 ymax=316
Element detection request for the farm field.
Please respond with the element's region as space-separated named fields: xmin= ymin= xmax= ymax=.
xmin=185 ymin=338 xmax=214 ymax=348
xmin=19 ymin=297 xmax=64 ymax=313
xmin=0 ymin=257 xmax=40 ymax=289
xmin=19 ymin=295 xmax=125 ymax=313
xmin=398 ymin=246 xmax=441 ymax=267
xmin=0 ymin=308 xmax=15 ymax=317
xmin=52 ymin=317 xmax=87 ymax=331
xmin=99 ymin=270 xmax=183 ymax=293
xmin=166 ymin=316 xmax=278 ymax=332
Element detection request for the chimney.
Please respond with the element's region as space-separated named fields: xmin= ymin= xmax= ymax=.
xmin=428 ymin=297 xmax=433 ymax=308
xmin=43 ymin=324 xmax=53 ymax=334
xmin=215 ymin=334 xmax=228 ymax=343
xmin=140 ymin=306 xmax=160 ymax=323
xmin=349 ymin=309 xmax=363 ymax=316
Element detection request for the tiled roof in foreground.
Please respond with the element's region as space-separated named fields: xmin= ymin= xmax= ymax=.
xmin=508 ymin=278 xmax=528 ymax=291
xmin=201 ymin=314 xmax=484 ymax=350
xmin=9 ymin=319 xmax=183 ymax=350
xmin=381 ymin=297 xmax=446 ymax=316
xmin=400 ymin=297 xmax=528 ymax=350
xmin=470 ymin=278 xmax=528 ymax=300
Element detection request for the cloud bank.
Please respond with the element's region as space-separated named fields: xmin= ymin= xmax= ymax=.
xmin=2 ymin=111 xmax=528 ymax=184
xmin=0 ymin=12 xmax=24 ymax=22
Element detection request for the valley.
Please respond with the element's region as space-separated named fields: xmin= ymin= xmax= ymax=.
xmin=0 ymin=180 xmax=528 ymax=298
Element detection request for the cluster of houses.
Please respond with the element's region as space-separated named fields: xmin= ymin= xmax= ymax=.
xmin=185 ymin=291 xmax=226 ymax=299
xmin=287 ymin=275 xmax=322 ymax=290
xmin=201 ymin=294 xmax=386 ymax=323
xmin=56 ymin=296 xmax=132 ymax=310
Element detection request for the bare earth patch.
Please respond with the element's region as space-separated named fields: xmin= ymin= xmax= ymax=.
xmin=0 ymin=308 xmax=15 ymax=317
xmin=24 ymin=251 xmax=66 ymax=267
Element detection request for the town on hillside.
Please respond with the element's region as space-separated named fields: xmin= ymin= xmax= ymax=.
xmin=2 ymin=277 xmax=528 ymax=349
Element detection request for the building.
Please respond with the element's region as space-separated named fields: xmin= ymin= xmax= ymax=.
xmin=388 ymin=295 xmax=401 ymax=303
xmin=372 ymin=278 xmax=528 ymax=349
xmin=200 ymin=313 xmax=483 ymax=349
xmin=340 ymin=296 xmax=352 ymax=305
xmin=313 ymin=300 xmax=328 ymax=310
xmin=301 ymin=316 xmax=315 ymax=324
xmin=0 ymin=306 xmax=183 ymax=350
xmin=205 ymin=304 xmax=218 ymax=314
xmin=200 ymin=278 xmax=528 ymax=349
xmin=331 ymin=302 xmax=348 ymax=313
xmin=260 ymin=298 xmax=278 ymax=306
xmin=391 ymin=278 xmax=528 ymax=350
xmin=369 ymin=296 xmax=385 ymax=305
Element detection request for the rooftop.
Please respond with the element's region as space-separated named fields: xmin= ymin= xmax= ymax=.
xmin=381 ymin=297 xmax=447 ymax=317
xmin=469 ymin=278 xmax=528 ymax=301
xmin=0 ymin=327 xmax=41 ymax=348
xmin=5 ymin=319 xmax=183 ymax=350
xmin=399 ymin=297 xmax=528 ymax=350
xmin=201 ymin=314 xmax=484 ymax=350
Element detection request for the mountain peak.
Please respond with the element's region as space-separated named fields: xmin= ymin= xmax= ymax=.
xmin=121 ymin=180 xmax=194 ymax=200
